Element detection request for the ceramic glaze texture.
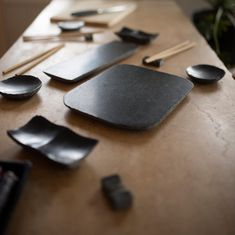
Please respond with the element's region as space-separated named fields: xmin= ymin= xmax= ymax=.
xmin=64 ymin=64 xmax=194 ymax=130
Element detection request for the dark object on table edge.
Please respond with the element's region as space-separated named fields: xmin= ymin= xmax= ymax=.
xmin=186 ymin=64 xmax=225 ymax=84
xmin=7 ymin=116 xmax=98 ymax=168
xmin=101 ymin=174 xmax=133 ymax=210
xmin=115 ymin=27 xmax=159 ymax=45
xmin=0 ymin=160 xmax=32 ymax=235
xmin=0 ymin=75 xmax=42 ymax=99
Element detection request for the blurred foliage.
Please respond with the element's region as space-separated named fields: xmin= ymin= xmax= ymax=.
xmin=206 ymin=0 xmax=235 ymax=12
xmin=193 ymin=0 xmax=235 ymax=66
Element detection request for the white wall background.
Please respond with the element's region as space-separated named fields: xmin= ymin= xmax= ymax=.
xmin=0 ymin=0 xmax=208 ymax=57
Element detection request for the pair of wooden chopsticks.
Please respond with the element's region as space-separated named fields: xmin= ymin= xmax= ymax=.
xmin=145 ymin=41 xmax=196 ymax=64
xmin=23 ymin=30 xmax=103 ymax=42
xmin=2 ymin=44 xmax=65 ymax=75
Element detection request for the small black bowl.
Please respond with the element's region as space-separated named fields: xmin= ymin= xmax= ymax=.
xmin=186 ymin=64 xmax=225 ymax=84
xmin=0 ymin=75 xmax=42 ymax=99
xmin=58 ymin=21 xmax=85 ymax=32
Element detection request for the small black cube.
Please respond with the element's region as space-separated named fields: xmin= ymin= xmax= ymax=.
xmin=101 ymin=174 xmax=121 ymax=194
xmin=101 ymin=174 xmax=133 ymax=210
xmin=108 ymin=189 xmax=133 ymax=210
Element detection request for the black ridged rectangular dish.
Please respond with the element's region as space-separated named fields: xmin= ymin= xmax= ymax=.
xmin=7 ymin=116 xmax=98 ymax=167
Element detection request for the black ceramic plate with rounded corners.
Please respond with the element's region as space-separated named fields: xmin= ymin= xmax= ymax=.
xmin=186 ymin=64 xmax=225 ymax=84
xmin=115 ymin=27 xmax=159 ymax=45
xmin=64 ymin=64 xmax=194 ymax=130
xmin=0 ymin=160 xmax=32 ymax=235
xmin=7 ymin=116 xmax=98 ymax=167
xmin=0 ymin=75 xmax=42 ymax=99
xmin=58 ymin=21 xmax=85 ymax=32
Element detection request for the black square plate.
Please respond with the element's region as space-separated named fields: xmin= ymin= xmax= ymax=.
xmin=64 ymin=64 xmax=194 ymax=130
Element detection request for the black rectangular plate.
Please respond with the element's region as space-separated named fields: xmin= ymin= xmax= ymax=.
xmin=44 ymin=41 xmax=138 ymax=83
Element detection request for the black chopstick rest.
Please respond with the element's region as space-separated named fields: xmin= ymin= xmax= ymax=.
xmin=115 ymin=27 xmax=159 ymax=45
xmin=101 ymin=174 xmax=133 ymax=210
xmin=142 ymin=56 xmax=164 ymax=67
xmin=84 ymin=33 xmax=94 ymax=42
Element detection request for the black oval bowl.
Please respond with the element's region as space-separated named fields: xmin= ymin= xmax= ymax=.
xmin=186 ymin=64 xmax=225 ymax=84
xmin=58 ymin=21 xmax=85 ymax=32
xmin=0 ymin=75 xmax=42 ymax=99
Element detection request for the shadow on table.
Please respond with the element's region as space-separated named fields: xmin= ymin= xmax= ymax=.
xmin=0 ymin=94 xmax=42 ymax=111
xmin=64 ymin=96 xmax=191 ymax=144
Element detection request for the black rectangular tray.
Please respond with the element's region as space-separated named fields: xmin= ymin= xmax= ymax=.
xmin=44 ymin=41 xmax=138 ymax=83
xmin=0 ymin=160 xmax=31 ymax=235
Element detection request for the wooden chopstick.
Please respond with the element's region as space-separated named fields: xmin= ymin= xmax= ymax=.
xmin=145 ymin=41 xmax=196 ymax=63
xmin=23 ymin=30 xmax=104 ymax=42
xmin=16 ymin=44 xmax=65 ymax=75
xmin=147 ymin=41 xmax=190 ymax=60
xmin=2 ymin=44 xmax=64 ymax=75
xmin=159 ymin=42 xmax=196 ymax=59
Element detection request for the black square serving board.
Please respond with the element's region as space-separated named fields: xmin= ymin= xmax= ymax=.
xmin=44 ymin=41 xmax=138 ymax=83
xmin=64 ymin=64 xmax=194 ymax=130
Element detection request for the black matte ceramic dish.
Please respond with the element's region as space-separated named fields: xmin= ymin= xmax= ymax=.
xmin=7 ymin=116 xmax=98 ymax=167
xmin=64 ymin=64 xmax=194 ymax=130
xmin=115 ymin=27 xmax=159 ymax=45
xmin=44 ymin=41 xmax=138 ymax=83
xmin=0 ymin=160 xmax=31 ymax=235
xmin=58 ymin=21 xmax=85 ymax=32
xmin=0 ymin=75 xmax=42 ymax=99
xmin=186 ymin=64 xmax=225 ymax=84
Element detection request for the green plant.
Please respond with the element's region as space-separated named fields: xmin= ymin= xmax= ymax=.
xmin=193 ymin=0 xmax=235 ymax=65
xmin=206 ymin=0 xmax=235 ymax=54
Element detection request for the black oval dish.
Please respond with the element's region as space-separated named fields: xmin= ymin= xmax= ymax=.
xmin=7 ymin=116 xmax=98 ymax=168
xmin=186 ymin=64 xmax=225 ymax=84
xmin=0 ymin=75 xmax=42 ymax=99
xmin=115 ymin=27 xmax=159 ymax=45
xmin=58 ymin=21 xmax=85 ymax=32
xmin=0 ymin=160 xmax=31 ymax=235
